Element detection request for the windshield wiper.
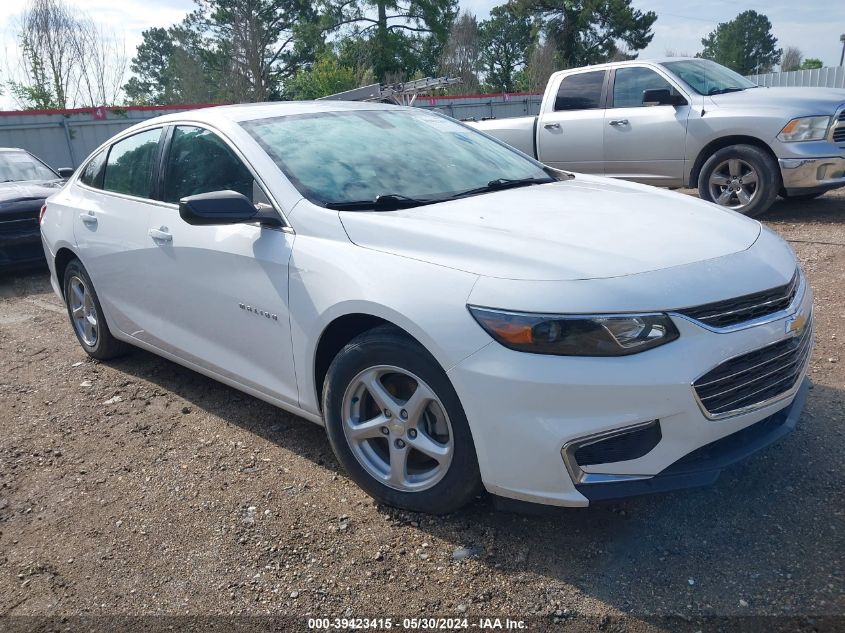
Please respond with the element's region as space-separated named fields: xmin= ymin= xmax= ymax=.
xmin=325 ymin=193 xmax=441 ymax=211
xmin=708 ymin=86 xmax=746 ymax=95
xmin=451 ymin=176 xmax=556 ymax=200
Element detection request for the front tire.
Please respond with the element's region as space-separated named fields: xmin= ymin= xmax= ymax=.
xmin=698 ymin=144 xmax=779 ymax=217
xmin=63 ymin=259 xmax=131 ymax=360
xmin=322 ymin=325 xmax=481 ymax=514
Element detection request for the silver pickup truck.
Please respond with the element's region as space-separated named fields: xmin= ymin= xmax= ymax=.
xmin=468 ymin=57 xmax=845 ymax=216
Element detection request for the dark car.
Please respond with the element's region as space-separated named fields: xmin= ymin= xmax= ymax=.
xmin=0 ymin=148 xmax=71 ymax=270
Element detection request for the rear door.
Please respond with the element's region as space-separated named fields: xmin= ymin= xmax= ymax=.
xmin=536 ymin=69 xmax=608 ymax=173
xmin=142 ymin=124 xmax=299 ymax=407
xmin=72 ymin=127 xmax=164 ymax=337
xmin=602 ymin=66 xmax=691 ymax=186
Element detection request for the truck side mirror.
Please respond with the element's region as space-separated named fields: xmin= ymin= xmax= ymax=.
xmin=642 ymin=89 xmax=686 ymax=107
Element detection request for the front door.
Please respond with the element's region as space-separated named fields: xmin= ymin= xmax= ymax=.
xmin=142 ymin=125 xmax=299 ymax=407
xmin=536 ymin=69 xmax=607 ymax=173
xmin=602 ymin=66 xmax=691 ymax=186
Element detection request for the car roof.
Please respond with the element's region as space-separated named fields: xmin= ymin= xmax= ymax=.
xmin=552 ymin=56 xmax=698 ymax=74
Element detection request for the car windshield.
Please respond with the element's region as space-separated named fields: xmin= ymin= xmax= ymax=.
xmin=0 ymin=151 xmax=57 ymax=183
xmin=661 ymin=59 xmax=757 ymax=95
xmin=240 ymin=108 xmax=553 ymax=208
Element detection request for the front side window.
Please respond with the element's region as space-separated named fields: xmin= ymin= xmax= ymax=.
xmin=554 ymin=71 xmax=606 ymax=111
xmin=240 ymin=109 xmax=551 ymax=207
xmin=0 ymin=151 xmax=57 ymax=183
xmin=662 ymin=59 xmax=756 ymax=96
xmin=612 ymin=67 xmax=675 ymax=108
xmin=103 ymin=128 xmax=162 ymax=198
xmin=163 ymin=126 xmax=255 ymax=204
xmin=79 ymin=149 xmax=107 ymax=189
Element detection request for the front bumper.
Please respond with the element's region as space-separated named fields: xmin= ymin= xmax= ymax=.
xmin=448 ymin=276 xmax=814 ymax=507
xmin=779 ymin=156 xmax=845 ymax=194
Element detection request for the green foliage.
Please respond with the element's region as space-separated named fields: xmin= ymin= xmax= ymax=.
xmin=512 ymin=0 xmax=656 ymax=69
xmin=284 ymin=54 xmax=360 ymax=99
xmin=479 ymin=5 xmax=533 ymax=92
xmin=800 ymin=58 xmax=824 ymax=70
xmin=698 ymin=10 xmax=781 ymax=75
xmin=9 ymin=34 xmax=61 ymax=109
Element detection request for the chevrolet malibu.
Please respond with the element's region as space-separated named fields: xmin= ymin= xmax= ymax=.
xmin=40 ymin=102 xmax=813 ymax=513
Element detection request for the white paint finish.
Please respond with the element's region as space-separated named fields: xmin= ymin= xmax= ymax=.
xmin=41 ymin=101 xmax=810 ymax=508
xmin=340 ymin=174 xmax=761 ymax=281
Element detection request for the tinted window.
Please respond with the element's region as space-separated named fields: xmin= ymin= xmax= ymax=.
xmin=163 ymin=126 xmax=254 ymax=203
xmin=103 ymin=128 xmax=161 ymax=198
xmin=554 ymin=71 xmax=605 ymax=111
xmin=612 ymin=67 xmax=674 ymax=108
xmin=79 ymin=149 xmax=107 ymax=189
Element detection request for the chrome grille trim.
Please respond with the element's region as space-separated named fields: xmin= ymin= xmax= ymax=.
xmin=831 ymin=107 xmax=845 ymax=143
xmin=692 ymin=315 xmax=813 ymax=419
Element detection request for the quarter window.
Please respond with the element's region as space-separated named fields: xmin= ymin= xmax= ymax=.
xmin=79 ymin=149 xmax=107 ymax=189
xmin=163 ymin=126 xmax=255 ymax=204
xmin=103 ymin=128 xmax=162 ymax=198
xmin=612 ymin=67 xmax=675 ymax=108
xmin=554 ymin=71 xmax=606 ymax=111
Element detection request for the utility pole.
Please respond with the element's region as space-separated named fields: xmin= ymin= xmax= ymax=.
xmin=840 ymin=34 xmax=845 ymax=66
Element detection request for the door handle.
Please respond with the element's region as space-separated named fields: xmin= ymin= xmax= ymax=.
xmin=79 ymin=212 xmax=97 ymax=225
xmin=609 ymin=119 xmax=629 ymax=126
xmin=543 ymin=123 xmax=561 ymax=129
xmin=149 ymin=227 xmax=172 ymax=242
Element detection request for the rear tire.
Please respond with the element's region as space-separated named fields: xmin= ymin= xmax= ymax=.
xmin=63 ymin=259 xmax=132 ymax=360
xmin=322 ymin=325 xmax=482 ymax=514
xmin=698 ymin=144 xmax=779 ymax=217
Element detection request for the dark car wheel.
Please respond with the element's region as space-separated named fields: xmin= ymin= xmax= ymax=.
xmin=63 ymin=259 xmax=131 ymax=360
xmin=698 ymin=144 xmax=780 ymax=217
xmin=322 ymin=325 xmax=482 ymax=514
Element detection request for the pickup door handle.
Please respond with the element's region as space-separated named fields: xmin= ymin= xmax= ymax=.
xmin=609 ymin=119 xmax=629 ymax=126
xmin=79 ymin=212 xmax=97 ymax=225
xmin=148 ymin=227 xmax=172 ymax=242
xmin=543 ymin=123 xmax=561 ymax=129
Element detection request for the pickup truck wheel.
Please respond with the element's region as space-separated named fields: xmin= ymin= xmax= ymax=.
xmin=698 ymin=145 xmax=779 ymax=217
xmin=63 ymin=259 xmax=132 ymax=360
xmin=322 ymin=325 xmax=482 ymax=514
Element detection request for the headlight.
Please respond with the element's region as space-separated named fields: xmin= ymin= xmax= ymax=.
xmin=468 ymin=307 xmax=680 ymax=356
xmin=777 ymin=116 xmax=831 ymax=142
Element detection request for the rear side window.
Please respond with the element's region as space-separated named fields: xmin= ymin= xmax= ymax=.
xmin=79 ymin=149 xmax=107 ymax=189
xmin=554 ymin=71 xmax=605 ymax=111
xmin=103 ymin=128 xmax=162 ymax=198
xmin=163 ymin=126 xmax=255 ymax=203
xmin=612 ymin=67 xmax=674 ymax=108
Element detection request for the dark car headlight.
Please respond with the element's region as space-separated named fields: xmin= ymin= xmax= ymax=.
xmin=468 ymin=306 xmax=679 ymax=356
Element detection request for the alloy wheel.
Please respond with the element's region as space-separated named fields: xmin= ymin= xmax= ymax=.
xmin=341 ymin=365 xmax=453 ymax=492
xmin=708 ymin=158 xmax=759 ymax=211
xmin=68 ymin=275 xmax=98 ymax=347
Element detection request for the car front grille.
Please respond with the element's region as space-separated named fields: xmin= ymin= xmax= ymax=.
xmin=693 ymin=315 xmax=813 ymax=417
xmin=833 ymin=109 xmax=845 ymax=143
xmin=677 ymin=270 xmax=800 ymax=329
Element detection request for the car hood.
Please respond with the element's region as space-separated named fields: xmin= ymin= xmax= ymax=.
xmin=0 ymin=179 xmax=63 ymax=221
xmin=339 ymin=175 xmax=762 ymax=281
xmin=709 ymin=87 xmax=845 ymax=112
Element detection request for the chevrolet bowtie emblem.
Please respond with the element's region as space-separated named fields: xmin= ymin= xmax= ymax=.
xmin=785 ymin=313 xmax=808 ymax=337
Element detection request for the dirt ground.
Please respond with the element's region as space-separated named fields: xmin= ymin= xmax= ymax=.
xmin=0 ymin=190 xmax=843 ymax=633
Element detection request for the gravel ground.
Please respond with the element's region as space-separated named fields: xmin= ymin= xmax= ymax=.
xmin=0 ymin=190 xmax=843 ymax=633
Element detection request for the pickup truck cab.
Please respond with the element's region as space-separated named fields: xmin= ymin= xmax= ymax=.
xmin=469 ymin=57 xmax=845 ymax=216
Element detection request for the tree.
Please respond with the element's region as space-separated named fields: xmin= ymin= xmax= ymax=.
xmin=781 ymin=46 xmax=802 ymax=71
xmin=325 ymin=0 xmax=457 ymax=81
xmin=525 ymin=37 xmax=556 ymax=92
xmin=479 ymin=4 xmax=533 ymax=93
xmin=284 ymin=53 xmax=360 ymax=99
xmin=800 ymin=58 xmax=823 ymax=70
xmin=123 ymin=28 xmax=176 ymax=104
xmin=699 ymin=10 xmax=781 ymax=75
xmin=512 ymin=0 xmax=656 ymax=69
xmin=439 ymin=11 xmax=481 ymax=92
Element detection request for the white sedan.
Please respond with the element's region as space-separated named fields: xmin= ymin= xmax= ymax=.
xmin=40 ymin=102 xmax=813 ymax=513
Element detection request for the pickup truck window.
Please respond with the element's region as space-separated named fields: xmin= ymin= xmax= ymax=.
xmin=241 ymin=109 xmax=551 ymax=208
xmin=554 ymin=71 xmax=605 ymax=112
xmin=661 ymin=59 xmax=755 ymax=96
xmin=612 ymin=67 xmax=674 ymax=108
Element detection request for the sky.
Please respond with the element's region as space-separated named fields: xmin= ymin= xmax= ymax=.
xmin=1 ymin=0 xmax=844 ymax=109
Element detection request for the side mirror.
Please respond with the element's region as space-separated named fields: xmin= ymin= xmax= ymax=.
xmin=642 ymin=89 xmax=686 ymax=107
xmin=57 ymin=167 xmax=74 ymax=179
xmin=179 ymin=190 xmax=281 ymax=227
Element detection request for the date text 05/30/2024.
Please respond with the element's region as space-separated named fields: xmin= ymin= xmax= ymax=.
xmin=307 ymin=617 xmax=528 ymax=630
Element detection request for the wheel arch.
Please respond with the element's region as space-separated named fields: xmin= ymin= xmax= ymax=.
xmin=689 ymin=135 xmax=779 ymax=189
xmin=54 ymin=247 xmax=79 ymax=298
